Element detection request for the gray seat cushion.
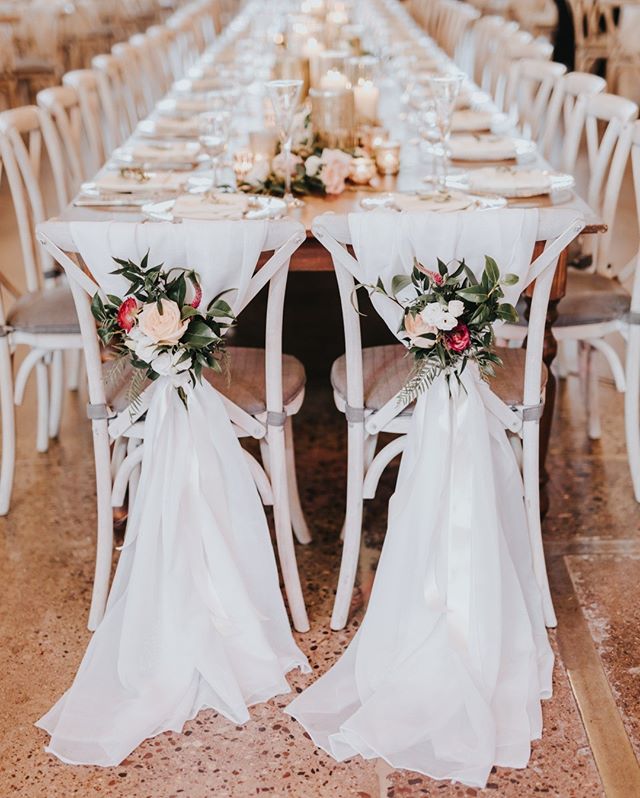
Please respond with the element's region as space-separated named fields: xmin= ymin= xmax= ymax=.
xmin=105 ymin=347 xmax=306 ymax=417
xmin=331 ymin=344 xmax=547 ymax=412
xmin=8 ymin=285 xmax=80 ymax=335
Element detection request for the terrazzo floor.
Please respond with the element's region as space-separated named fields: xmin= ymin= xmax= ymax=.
xmin=0 ymin=367 xmax=639 ymax=797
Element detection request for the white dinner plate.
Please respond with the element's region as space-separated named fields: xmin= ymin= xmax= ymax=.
xmin=142 ymin=195 xmax=287 ymax=221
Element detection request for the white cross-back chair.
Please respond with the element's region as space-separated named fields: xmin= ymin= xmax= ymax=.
xmin=37 ymin=219 xmax=311 ymax=633
xmin=111 ymin=42 xmax=150 ymax=124
xmin=503 ymin=59 xmax=567 ymax=141
xmin=313 ymin=209 xmax=585 ymax=631
xmin=0 ymin=107 xmax=82 ymax=515
xmin=92 ymin=53 xmax=137 ymax=147
xmin=540 ymin=70 xmax=607 ymax=169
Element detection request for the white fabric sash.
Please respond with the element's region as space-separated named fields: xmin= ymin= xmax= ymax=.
xmin=287 ymin=210 xmax=553 ymax=788
xmin=36 ymin=221 xmax=309 ymax=766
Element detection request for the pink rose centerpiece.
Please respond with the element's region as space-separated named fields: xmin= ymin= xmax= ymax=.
xmin=91 ymin=253 xmax=235 ymax=407
xmin=364 ymin=256 xmax=519 ymax=401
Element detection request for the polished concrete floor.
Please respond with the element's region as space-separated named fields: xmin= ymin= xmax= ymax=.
xmin=2 ymin=159 xmax=640 ymax=798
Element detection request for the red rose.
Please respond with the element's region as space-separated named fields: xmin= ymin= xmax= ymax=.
xmin=445 ymin=323 xmax=471 ymax=353
xmin=116 ymin=297 xmax=138 ymax=332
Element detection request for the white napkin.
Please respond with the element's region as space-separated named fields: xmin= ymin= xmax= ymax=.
xmin=128 ymin=142 xmax=201 ymax=164
xmin=449 ymin=135 xmax=517 ymax=161
xmin=159 ymin=97 xmax=213 ymax=115
xmin=172 ymin=193 xmax=251 ymax=220
xmin=452 ymin=109 xmax=496 ymax=132
xmin=142 ymin=117 xmax=201 ymax=137
xmin=92 ymin=171 xmax=188 ymax=194
xmin=469 ymin=167 xmax=551 ymax=196
xmin=392 ymin=191 xmax=473 ymax=212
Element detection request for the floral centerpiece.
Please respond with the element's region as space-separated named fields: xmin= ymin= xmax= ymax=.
xmin=91 ymin=253 xmax=234 ymax=407
xmin=367 ymin=256 xmax=519 ymax=402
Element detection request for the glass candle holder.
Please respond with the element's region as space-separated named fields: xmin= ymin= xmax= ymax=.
xmin=233 ymin=149 xmax=255 ymax=181
xmin=348 ymin=55 xmax=379 ymax=86
xmin=353 ymin=79 xmax=379 ymax=125
xmin=349 ymin=155 xmax=377 ymax=184
xmin=309 ymin=87 xmax=355 ymax=149
xmin=273 ymin=53 xmax=310 ymax=98
xmin=249 ymin=129 xmax=279 ymax=159
xmin=361 ymin=124 xmax=389 ymax=152
xmin=310 ymin=50 xmax=350 ymax=88
xmin=374 ymin=141 xmax=401 ymax=175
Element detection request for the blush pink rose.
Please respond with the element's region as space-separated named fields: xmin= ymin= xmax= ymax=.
xmin=445 ymin=323 xmax=471 ymax=353
xmin=272 ymin=152 xmax=302 ymax=179
xmin=320 ymin=148 xmax=352 ymax=195
xmin=404 ymin=312 xmax=437 ymax=347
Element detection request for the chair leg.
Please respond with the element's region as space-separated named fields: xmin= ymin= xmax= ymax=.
xmin=65 ymin=348 xmax=82 ymax=391
xmin=331 ymin=420 xmax=365 ymax=631
xmin=267 ymin=424 xmax=309 ymax=633
xmin=522 ymin=421 xmax=557 ymax=627
xmin=625 ymin=323 xmax=640 ymax=501
xmin=587 ymin=344 xmax=602 ymax=440
xmin=35 ymin=358 xmax=50 ymax=453
xmin=88 ymin=420 xmax=115 ymax=631
xmin=284 ymin=416 xmax=311 ymax=545
xmin=0 ymin=339 xmax=15 ymax=515
xmin=48 ymin=350 xmax=64 ymax=439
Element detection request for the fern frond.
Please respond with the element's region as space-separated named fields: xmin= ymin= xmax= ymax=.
xmin=398 ymin=360 xmax=440 ymax=406
xmin=127 ymin=368 xmax=147 ymax=419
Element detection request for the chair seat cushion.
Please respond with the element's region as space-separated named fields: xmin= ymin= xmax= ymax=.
xmin=105 ymin=347 xmax=306 ymax=417
xmin=8 ymin=285 xmax=80 ymax=334
xmin=556 ymin=271 xmax=630 ymax=327
xmin=331 ymin=344 xmax=547 ymax=413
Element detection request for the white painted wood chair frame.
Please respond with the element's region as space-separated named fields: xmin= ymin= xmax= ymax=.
xmin=312 ymin=209 xmax=585 ymax=631
xmin=503 ymin=59 xmax=567 ymax=141
xmin=62 ymin=70 xmax=111 ymax=172
xmin=37 ymin=219 xmax=311 ymax=634
xmin=0 ymin=108 xmax=83 ymax=515
xmin=92 ymin=54 xmax=136 ymax=147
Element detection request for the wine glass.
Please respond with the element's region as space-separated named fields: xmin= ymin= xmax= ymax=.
xmin=426 ymin=73 xmax=464 ymax=190
xmin=265 ymin=79 xmax=303 ymax=208
xmin=197 ymin=110 xmax=232 ymax=189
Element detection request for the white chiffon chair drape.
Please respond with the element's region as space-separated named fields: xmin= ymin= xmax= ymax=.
xmin=287 ymin=208 xmax=585 ymax=787
xmin=35 ymin=218 xmax=311 ymax=766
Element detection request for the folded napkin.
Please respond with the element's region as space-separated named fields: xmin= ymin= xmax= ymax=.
xmin=393 ymin=191 xmax=473 ymax=212
xmin=468 ymin=167 xmax=551 ymax=196
xmin=175 ymin=77 xmax=226 ymax=93
xmin=451 ymin=110 xmax=496 ymax=132
xmin=172 ymin=192 xmax=251 ymax=220
xmin=92 ymin=171 xmax=188 ymax=194
xmin=129 ymin=143 xmax=200 ymax=164
xmin=145 ymin=117 xmax=201 ymax=137
xmin=161 ymin=97 xmax=213 ymax=115
xmin=449 ymin=135 xmax=517 ymax=161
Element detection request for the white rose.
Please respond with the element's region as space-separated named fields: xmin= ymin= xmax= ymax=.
xmin=448 ymin=299 xmax=465 ymax=318
xmin=137 ymin=299 xmax=189 ymax=345
xmin=152 ymin=350 xmax=192 ymax=377
xmin=126 ymin=327 xmax=157 ymax=364
xmin=420 ymin=303 xmax=445 ymax=325
xmin=305 ymin=154 xmax=322 ymax=177
xmin=436 ymin=311 xmax=458 ymax=331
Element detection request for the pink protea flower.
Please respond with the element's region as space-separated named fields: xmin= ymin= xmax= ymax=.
xmin=191 ymin=282 xmax=202 ymax=309
xmin=116 ymin=297 xmax=138 ymax=332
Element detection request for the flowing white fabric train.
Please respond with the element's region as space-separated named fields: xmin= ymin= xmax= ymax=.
xmin=38 ymin=378 xmax=310 ymax=766
xmin=287 ymin=371 xmax=553 ymax=787
xmin=36 ymin=220 xmax=309 ymax=766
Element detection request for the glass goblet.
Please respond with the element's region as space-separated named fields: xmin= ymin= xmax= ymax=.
xmin=265 ymin=78 xmax=303 ymax=208
xmin=426 ymin=73 xmax=464 ymax=190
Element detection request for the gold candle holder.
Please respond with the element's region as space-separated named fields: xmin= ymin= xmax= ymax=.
xmin=360 ymin=125 xmax=389 ymax=153
xmin=374 ymin=141 xmax=401 ymax=176
xmin=309 ymin=87 xmax=355 ymax=150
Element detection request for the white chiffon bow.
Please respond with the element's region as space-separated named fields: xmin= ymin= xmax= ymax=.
xmin=36 ymin=222 xmax=309 ymax=766
xmin=287 ymin=210 xmax=554 ymax=788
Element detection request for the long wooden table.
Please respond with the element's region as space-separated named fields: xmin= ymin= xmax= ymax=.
xmin=58 ymin=0 xmax=605 ymax=514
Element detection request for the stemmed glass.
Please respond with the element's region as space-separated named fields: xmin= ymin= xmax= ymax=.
xmin=265 ymin=79 xmax=303 ymax=208
xmin=197 ymin=110 xmax=232 ymax=189
xmin=426 ymin=73 xmax=464 ymax=190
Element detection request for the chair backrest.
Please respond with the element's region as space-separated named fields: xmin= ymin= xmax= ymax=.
xmin=129 ymin=34 xmax=164 ymax=110
xmin=92 ymin=53 xmax=137 ymax=144
xmin=312 ymin=209 xmax=585 ymax=431
xmin=111 ymin=41 xmax=149 ymax=122
xmin=145 ymin=25 xmax=181 ymax=90
xmin=37 ymin=219 xmax=306 ymax=439
xmin=0 ymin=106 xmax=55 ymax=293
xmin=471 ymin=15 xmax=515 ymax=88
xmin=629 ymin=120 xmax=640 ymax=311
xmin=504 ymin=58 xmax=567 ymax=141
xmin=564 ymin=92 xmax=638 ymax=273
xmin=540 ymin=70 xmax=607 ymax=166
